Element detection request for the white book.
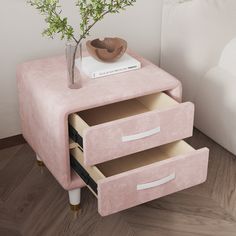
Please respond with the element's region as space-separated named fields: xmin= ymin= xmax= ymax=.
xmin=76 ymin=53 xmax=141 ymax=79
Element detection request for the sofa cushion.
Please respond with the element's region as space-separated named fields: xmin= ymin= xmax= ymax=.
xmin=161 ymin=0 xmax=236 ymax=154
xmin=219 ymin=38 xmax=236 ymax=77
xmin=161 ymin=0 xmax=236 ymax=100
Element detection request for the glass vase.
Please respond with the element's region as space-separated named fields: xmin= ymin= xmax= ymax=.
xmin=65 ymin=41 xmax=82 ymax=89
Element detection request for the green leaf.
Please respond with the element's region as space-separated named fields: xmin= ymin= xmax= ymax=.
xmin=28 ymin=0 xmax=137 ymax=43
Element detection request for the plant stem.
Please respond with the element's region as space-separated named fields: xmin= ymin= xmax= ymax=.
xmin=50 ymin=8 xmax=78 ymax=43
xmin=70 ymin=3 xmax=131 ymax=83
xmin=70 ymin=9 xmax=111 ymax=83
xmin=71 ymin=42 xmax=79 ymax=84
xmin=78 ymin=2 xmax=131 ymax=43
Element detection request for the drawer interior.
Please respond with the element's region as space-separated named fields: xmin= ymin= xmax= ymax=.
xmin=97 ymin=140 xmax=194 ymax=177
xmin=71 ymin=140 xmax=195 ymax=182
xmin=79 ymin=92 xmax=178 ymax=125
xmin=69 ymin=92 xmax=178 ymax=134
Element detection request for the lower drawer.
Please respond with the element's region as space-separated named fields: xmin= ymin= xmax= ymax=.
xmin=70 ymin=141 xmax=209 ymax=216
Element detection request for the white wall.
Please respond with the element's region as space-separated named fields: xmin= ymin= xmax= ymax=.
xmin=0 ymin=0 xmax=163 ymax=139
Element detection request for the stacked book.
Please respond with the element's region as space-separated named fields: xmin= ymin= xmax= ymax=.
xmin=76 ymin=53 xmax=141 ymax=79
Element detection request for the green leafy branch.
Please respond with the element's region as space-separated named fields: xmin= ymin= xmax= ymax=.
xmin=28 ymin=0 xmax=136 ymax=80
xmin=77 ymin=0 xmax=137 ymax=43
xmin=28 ymin=0 xmax=136 ymax=44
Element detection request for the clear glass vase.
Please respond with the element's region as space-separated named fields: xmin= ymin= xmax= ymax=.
xmin=65 ymin=41 xmax=82 ymax=89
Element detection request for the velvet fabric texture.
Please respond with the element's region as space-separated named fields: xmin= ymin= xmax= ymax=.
xmin=17 ymin=50 xmax=182 ymax=190
xmin=98 ymin=148 xmax=209 ymax=216
xmin=84 ymin=102 xmax=194 ymax=166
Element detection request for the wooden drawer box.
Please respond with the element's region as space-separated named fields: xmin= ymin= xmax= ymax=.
xmin=70 ymin=140 xmax=209 ymax=216
xmin=69 ymin=92 xmax=194 ymax=166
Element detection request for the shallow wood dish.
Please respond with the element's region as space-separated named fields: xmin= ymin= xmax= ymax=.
xmin=86 ymin=37 xmax=127 ymax=62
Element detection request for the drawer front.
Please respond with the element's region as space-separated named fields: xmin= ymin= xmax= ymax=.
xmin=98 ymin=148 xmax=209 ymax=216
xmin=84 ymin=102 xmax=194 ymax=166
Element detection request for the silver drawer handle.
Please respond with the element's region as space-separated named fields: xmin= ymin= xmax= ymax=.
xmin=122 ymin=127 xmax=161 ymax=142
xmin=137 ymin=173 xmax=176 ymax=191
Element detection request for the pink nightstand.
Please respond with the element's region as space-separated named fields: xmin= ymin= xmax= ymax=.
xmin=17 ymin=50 xmax=209 ymax=216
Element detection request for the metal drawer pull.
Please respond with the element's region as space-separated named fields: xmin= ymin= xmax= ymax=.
xmin=137 ymin=173 xmax=176 ymax=191
xmin=122 ymin=127 xmax=161 ymax=142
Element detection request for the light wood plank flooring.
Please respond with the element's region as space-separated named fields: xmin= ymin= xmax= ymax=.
xmin=0 ymin=129 xmax=236 ymax=236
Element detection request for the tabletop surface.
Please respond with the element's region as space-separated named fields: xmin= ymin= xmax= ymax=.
xmin=19 ymin=49 xmax=180 ymax=112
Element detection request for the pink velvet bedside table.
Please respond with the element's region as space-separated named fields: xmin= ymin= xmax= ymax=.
xmin=17 ymin=50 xmax=209 ymax=216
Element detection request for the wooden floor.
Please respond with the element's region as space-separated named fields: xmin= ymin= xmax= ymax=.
xmin=1 ymin=129 xmax=236 ymax=236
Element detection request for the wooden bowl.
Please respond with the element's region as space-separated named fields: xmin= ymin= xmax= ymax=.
xmin=86 ymin=37 xmax=127 ymax=62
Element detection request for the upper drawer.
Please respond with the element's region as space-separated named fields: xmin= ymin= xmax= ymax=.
xmin=70 ymin=140 xmax=209 ymax=216
xmin=69 ymin=92 xmax=194 ymax=166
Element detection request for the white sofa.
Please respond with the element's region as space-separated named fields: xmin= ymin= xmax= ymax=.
xmin=161 ymin=0 xmax=236 ymax=154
